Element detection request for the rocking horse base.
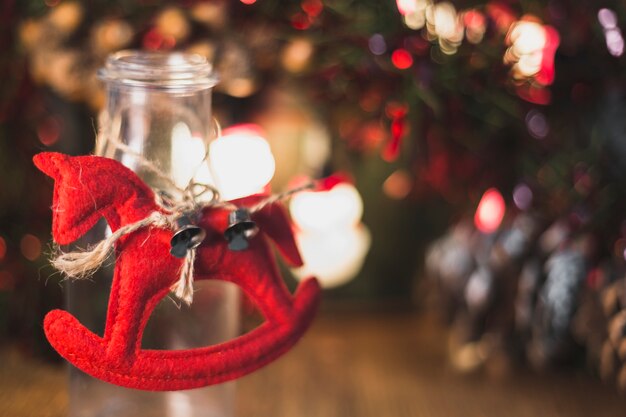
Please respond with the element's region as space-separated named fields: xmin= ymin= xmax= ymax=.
xmin=47 ymin=278 xmax=320 ymax=392
xmin=65 ymin=278 xmax=240 ymax=417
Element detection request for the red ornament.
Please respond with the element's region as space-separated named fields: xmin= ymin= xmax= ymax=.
xmin=301 ymin=0 xmax=323 ymax=17
xmin=391 ymin=48 xmax=413 ymax=70
xmin=383 ymin=102 xmax=409 ymax=162
xmin=291 ymin=12 xmax=312 ymax=30
xmin=34 ymin=152 xmax=320 ymax=391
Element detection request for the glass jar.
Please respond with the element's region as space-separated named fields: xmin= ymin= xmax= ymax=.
xmin=66 ymin=50 xmax=240 ymax=417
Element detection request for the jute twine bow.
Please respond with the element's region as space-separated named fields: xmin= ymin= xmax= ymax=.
xmin=52 ymin=134 xmax=313 ymax=306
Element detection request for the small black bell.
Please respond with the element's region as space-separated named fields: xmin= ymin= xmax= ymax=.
xmin=224 ymin=208 xmax=259 ymax=251
xmin=170 ymin=214 xmax=206 ymax=258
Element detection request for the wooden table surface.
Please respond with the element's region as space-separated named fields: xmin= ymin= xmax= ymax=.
xmin=2 ymin=311 xmax=626 ymax=417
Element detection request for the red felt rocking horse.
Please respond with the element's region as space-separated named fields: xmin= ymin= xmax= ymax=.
xmin=34 ymin=152 xmax=320 ymax=391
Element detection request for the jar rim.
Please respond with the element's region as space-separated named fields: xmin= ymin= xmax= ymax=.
xmin=98 ymin=50 xmax=219 ymax=91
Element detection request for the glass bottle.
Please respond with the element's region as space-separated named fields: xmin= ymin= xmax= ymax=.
xmin=66 ymin=50 xmax=239 ymax=417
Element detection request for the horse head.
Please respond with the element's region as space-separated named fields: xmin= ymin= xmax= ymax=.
xmin=34 ymin=152 xmax=320 ymax=391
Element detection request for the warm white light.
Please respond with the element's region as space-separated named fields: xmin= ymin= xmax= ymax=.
xmin=432 ymin=2 xmax=458 ymax=40
xmin=422 ymin=1 xmax=462 ymax=53
xmin=509 ymin=21 xmax=546 ymax=57
xmin=170 ymin=122 xmax=277 ymax=202
xmin=281 ymin=38 xmax=314 ymax=73
xmin=402 ymin=0 xmax=431 ymax=29
xmin=397 ymin=0 xmax=418 ymax=16
xmin=464 ymin=10 xmax=486 ymax=44
xmin=293 ymin=226 xmax=371 ymax=288
xmin=504 ymin=20 xmax=555 ymax=80
xmin=290 ymin=181 xmax=370 ymax=288
xmin=290 ymin=183 xmax=363 ymax=232
xmin=404 ymin=11 xmax=426 ymax=30
xmin=171 ymin=122 xmax=214 ymax=192
xmin=209 ymin=126 xmax=276 ymax=200
xmin=167 ymin=53 xmax=190 ymax=66
xmin=516 ymin=53 xmax=543 ymax=77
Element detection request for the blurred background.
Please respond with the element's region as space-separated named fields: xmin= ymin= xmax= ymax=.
xmin=4 ymin=0 xmax=626 ymax=415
